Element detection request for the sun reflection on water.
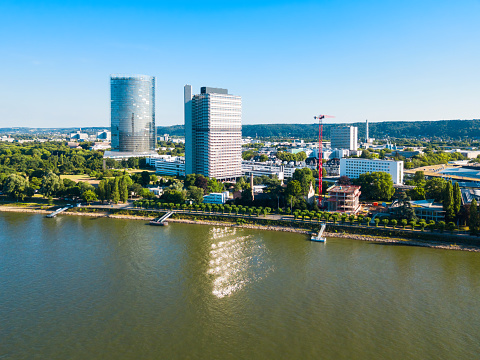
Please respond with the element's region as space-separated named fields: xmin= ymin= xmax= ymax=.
xmin=207 ymin=227 xmax=273 ymax=298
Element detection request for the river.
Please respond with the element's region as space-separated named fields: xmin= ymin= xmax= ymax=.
xmin=1 ymin=212 xmax=479 ymax=359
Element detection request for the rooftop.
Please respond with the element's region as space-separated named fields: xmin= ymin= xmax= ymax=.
xmin=327 ymin=185 xmax=361 ymax=194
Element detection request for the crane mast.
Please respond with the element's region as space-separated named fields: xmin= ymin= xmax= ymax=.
xmin=314 ymin=114 xmax=334 ymax=207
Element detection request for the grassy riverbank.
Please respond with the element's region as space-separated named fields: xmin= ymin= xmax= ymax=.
xmin=1 ymin=205 xmax=480 ymax=252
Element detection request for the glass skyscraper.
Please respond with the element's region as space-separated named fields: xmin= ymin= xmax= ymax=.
xmin=111 ymin=75 xmax=156 ymax=153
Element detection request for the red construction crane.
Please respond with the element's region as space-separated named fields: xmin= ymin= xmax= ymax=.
xmin=314 ymin=114 xmax=335 ymax=207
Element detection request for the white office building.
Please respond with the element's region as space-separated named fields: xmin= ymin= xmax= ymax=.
xmin=340 ymin=158 xmax=404 ymax=184
xmin=97 ymin=130 xmax=111 ymax=141
xmin=331 ymin=126 xmax=358 ymax=151
xmin=184 ymin=86 xmax=242 ymax=181
xmin=147 ymin=155 xmax=186 ymax=177
xmin=69 ymin=131 xmax=89 ymax=141
xmin=242 ymin=161 xmax=303 ymax=179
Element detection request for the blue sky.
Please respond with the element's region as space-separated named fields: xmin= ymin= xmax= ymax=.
xmin=1 ymin=0 xmax=479 ymax=128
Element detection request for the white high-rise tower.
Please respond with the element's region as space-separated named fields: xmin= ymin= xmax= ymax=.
xmin=365 ymin=119 xmax=369 ymax=142
xmin=184 ymin=86 xmax=242 ymax=181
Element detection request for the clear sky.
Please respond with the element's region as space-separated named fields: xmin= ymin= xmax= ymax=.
xmin=1 ymin=0 xmax=479 ymax=128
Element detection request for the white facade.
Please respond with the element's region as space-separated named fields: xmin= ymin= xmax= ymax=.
xmin=340 ymin=158 xmax=404 ymax=184
xmin=97 ymin=130 xmax=111 ymax=141
xmin=70 ymin=131 xmax=88 ymax=141
xmin=331 ymin=126 xmax=358 ymax=151
xmin=147 ymin=155 xmax=186 ymax=177
xmin=185 ymin=86 xmax=242 ymax=181
xmin=242 ymin=161 xmax=302 ymax=179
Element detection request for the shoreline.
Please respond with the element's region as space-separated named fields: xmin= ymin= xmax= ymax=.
xmin=1 ymin=206 xmax=479 ymax=252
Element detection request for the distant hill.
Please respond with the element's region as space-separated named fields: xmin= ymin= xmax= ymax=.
xmin=2 ymin=119 xmax=480 ymax=139
xmin=158 ymin=119 xmax=480 ymax=140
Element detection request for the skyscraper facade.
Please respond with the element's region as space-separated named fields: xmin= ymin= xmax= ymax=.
xmin=111 ymin=75 xmax=156 ymax=153
xmin=331 ymin=126 xmax=358 ymax=151
xmin=184 ymin=85 xmax=242 ymax=181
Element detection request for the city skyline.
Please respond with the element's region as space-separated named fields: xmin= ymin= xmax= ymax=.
xmin=1 ymin=0 xmax=479 ymax=128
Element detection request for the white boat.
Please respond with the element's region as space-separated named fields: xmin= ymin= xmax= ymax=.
xmin=311 ymin=223 xmax=327 ymax=242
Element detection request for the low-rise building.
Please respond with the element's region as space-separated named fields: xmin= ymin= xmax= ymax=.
xmin=326 ymin=185 xmax=361 ymax=214
xmin=69 ymin=131 xmax=89 ymax=141
xmin=408 ymin=200 xmax=445 ymax=222
xmin=97 ymin=130 xmax=111 ymax=141
xmin=147 ymin=155 xmax=186 ymax=177
xmin=203 ymin=192 xmax=229 ymax=204
xmin=340 ymin=158 xmax=404 ymax=184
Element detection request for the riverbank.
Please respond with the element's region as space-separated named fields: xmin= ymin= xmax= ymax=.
xmin=1 ymin=205 xmax=479 ymax=252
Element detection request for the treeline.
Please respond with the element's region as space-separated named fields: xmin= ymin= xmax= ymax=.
xmin=0 ymin=142 xmax=148 ymax=178
xmin=157 ymin=119 xmax=480 ymax=140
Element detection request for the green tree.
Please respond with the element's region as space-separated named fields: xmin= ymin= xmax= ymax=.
xmin=140 ymin=171 xmax=151 ymax=187
xmin=112 ymin=178 xmax=120 ymax=204
xmin=29 ymin=176 xmax=42 ymax=191
xmin=391 ymin=219 xmax=397 ymax=228
xmin=3 ymin=174 xmax=29 ymax=200
xmin=438 ymin=221 xmax=445 ymax=232
xmin=187 ymin=186 xmax=204 ymax=204
xmin=443 ymin=181 xmax=455 ymax=223
xmin=469 ymin=199 xmax=479 ymax=235
xmin=412 ymin=171 xmax=426 ymax=185
xmin=139 ymin=188 xmax=154 ymax=199
xmin=207 ymin=178 xmax=224 ymax=193
xmin=382 ymin=218 xmax=389 ymax=228
xmin=292 ymin=168 xmax=314 ymax=196
xmin=446 ymin=222 xmax=456 ymax=234
xmin=401 ymin=219 xmax=408 ymax=229
xmin=425 ymin=177 xmax=447 ymax=202
xmin=258 ymin=154 xmax=268 ymax=162
xmin=453 ymin=182 xmax=461 ymax=217
xmin=97 ymin=180 xmax=107 ymax=202
xmin=82 ymin=190 xmax=98 ymax=204
xmin=353 ymin=172 xmax=394 ymax=201
xmin=418 ymin=219 xmax=427 ymax=231
xmin=41 ymin=171 xmax=61 ymax=198
xmin=374 ymin=218 xmax=380 ymax=227
xmin=409 ymin=220 xmax=417 ymax=230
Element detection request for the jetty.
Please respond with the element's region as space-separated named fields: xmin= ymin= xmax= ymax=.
xmin=46 ymin=205 xmax=73 ymax=218
xmin=311 ymin=223 xmax=327 ymax=242
xmin=149 ymin=211 xmax=174 ymax=226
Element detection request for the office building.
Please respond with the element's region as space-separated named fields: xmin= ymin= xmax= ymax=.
xmin=340 ymin=158 xmax=404 ymax=184
xmin=146 ymin=155 xmax=186 ymax=177
xmin=184 ymin=85 xmax=242 ymax=181
xmin=69 ymin=131 xmax=88 ymax=141
xmin=111 ymin=75 xmax=156 ymax=153
xmin=97 ymin=130 xmax=111 ymax=141
xmin=203 ymin=192 xmax=230 ymax=204
xmin=331 ymin=126 xmax=358 ymax=151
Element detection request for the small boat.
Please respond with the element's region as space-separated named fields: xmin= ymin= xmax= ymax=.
xmin=311 ymin=223 xmax=327 ymax=242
